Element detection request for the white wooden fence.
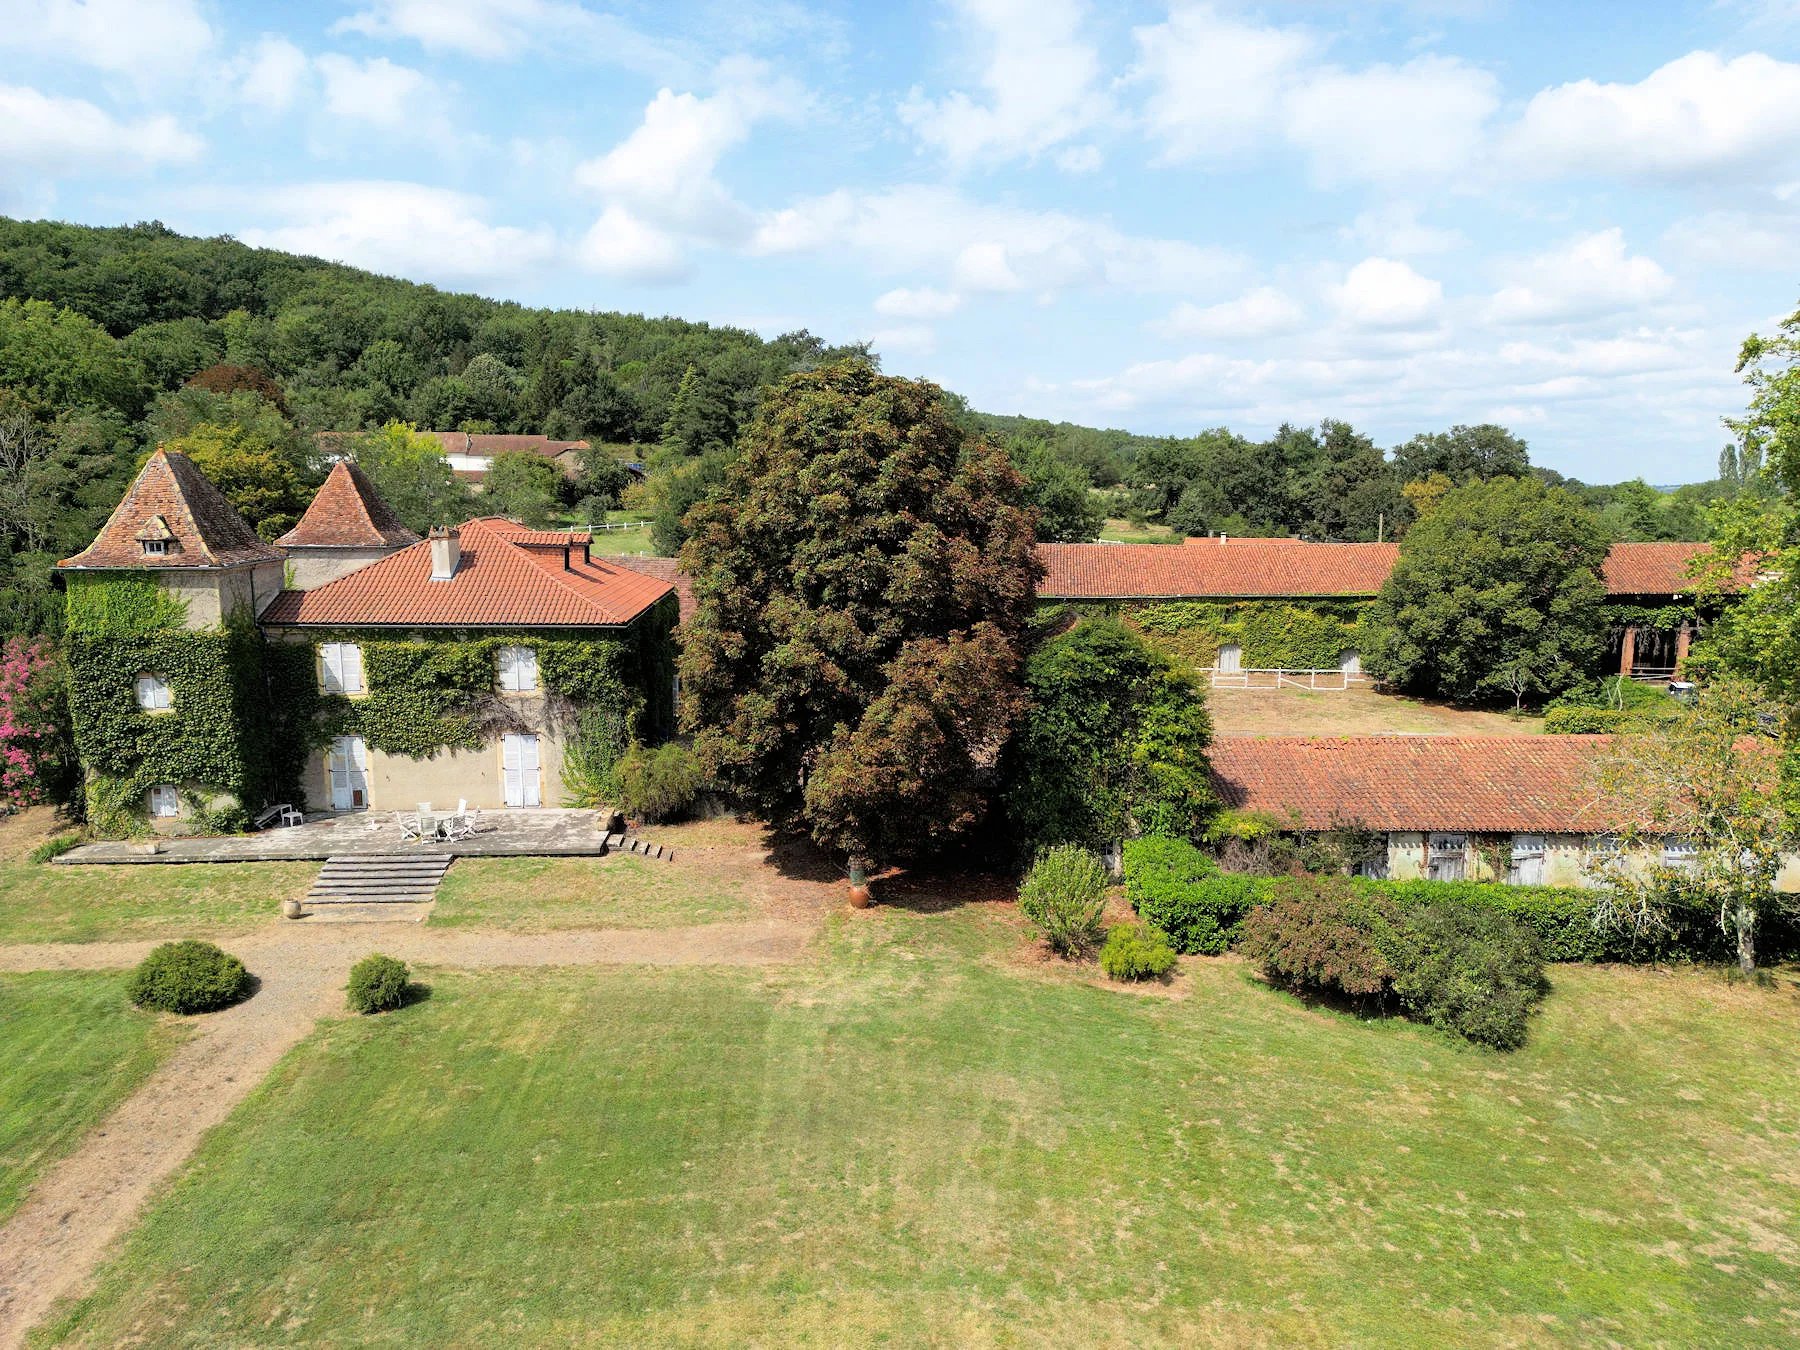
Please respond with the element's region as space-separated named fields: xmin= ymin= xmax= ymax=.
xmin=1208 ymin=668 xmax=1371 ymax=691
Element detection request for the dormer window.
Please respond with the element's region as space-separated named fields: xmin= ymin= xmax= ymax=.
xmin=141 ymin=539 xmax=168 ymax=556
xmin=134 ymin=674 xmax=173 ymax=712
xmin=134 ymin=514 xmax=177 ymax=558
xmin=497 ymin=645 xmax=539 ymax=692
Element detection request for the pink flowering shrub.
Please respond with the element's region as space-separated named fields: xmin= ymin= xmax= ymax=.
xmin=0 ymin=637 xmax=74 ymax=810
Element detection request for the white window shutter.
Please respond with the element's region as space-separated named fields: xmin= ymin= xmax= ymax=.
xmin=519 ymin=647 xmax=538 ymax=692
xmin=321 ymin=644 xmax=342 ymax=693
xmin=345 ymin=644 xmax=364 ymax=694
xmin=497 ymin=645 xmax=516 ymax=690
xmin=135 ymin=675 xmax=155 ymax=708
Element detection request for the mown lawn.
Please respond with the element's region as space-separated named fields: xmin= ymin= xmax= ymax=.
xmin=40 ymin=906 xmax=1800 ymax=1347
xmin=430 ymin=853 xmax=757 ymax=931
xmin=0 ymin=858 xmax=316 ymax=944
xmin=1098 ymin=516 xmax=1180 ymax=544
xmin=0 ymin=971 xmax=187 ymax=1223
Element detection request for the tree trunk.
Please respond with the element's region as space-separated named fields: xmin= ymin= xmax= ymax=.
xmin=1735 ymin=898 xmax=1756 ymax=976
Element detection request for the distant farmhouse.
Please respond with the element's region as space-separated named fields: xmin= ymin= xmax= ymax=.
xmin=1037 ymin=536 xmax=1723 ymax=681
xmin=314 ymin=431 xmax=593 ymax=485
xmin=56 ymin=452 xmax=676 ymax=834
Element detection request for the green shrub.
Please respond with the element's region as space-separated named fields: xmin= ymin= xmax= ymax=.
xmin=1018 ymin=845 xmax=1108 ymax=957
xmin=1124 ymin=837 xmax=1269 ymax=954
xmin=1100 ymin=921 xmax=1178 ymax=981
xmin=28 ymin=833 xmax=81 ymax=864
xmin=127 ymin=940 xmax=251 ymax=1014
xmin=1381 ymin=903 xmax=1547 ymax=1050
xmin=609 ymin=741 xmax=704 ymax=823
xmin=1543 ymin=706 xmax=1633 ymax=734
xmin=1237 ymin=878 xmax=1396 ymax=998
xmin=346 ymin=954 xmax=411 ymax=1014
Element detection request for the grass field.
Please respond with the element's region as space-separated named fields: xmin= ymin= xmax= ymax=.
xmin=1097 ymin=516 xmax=1180 ymax=544
xmin=1209 ymin=685 xmax=1545 ymax=738
xmin=41 ymin=904 xmax=1800 ymax=1347
xmin=0 ymin=811 xmax=315 ymax=944
xmin=431 ymin=853 xmax=757 ymax=931
xmin=0 ymin=971 xmax=186 ymax=1223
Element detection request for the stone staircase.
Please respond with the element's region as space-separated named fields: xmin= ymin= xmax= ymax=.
xmin=305 ymin=854 xmax=454 ymax=906
xmin=605 ymin=832 xmax=674 ymax=862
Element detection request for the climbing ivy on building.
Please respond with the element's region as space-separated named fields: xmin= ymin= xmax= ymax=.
xmin=1102 ymin=600 xmax=1372 ymax=672
xmin=62 ymin=576 xmax=274 ymax=835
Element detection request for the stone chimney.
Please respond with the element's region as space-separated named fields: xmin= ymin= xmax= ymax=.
xmin=428 ymin=525 xmax=460 ymax=580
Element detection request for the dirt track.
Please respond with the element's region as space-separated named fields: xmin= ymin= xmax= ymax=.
xmin=0 ymin=916 xmax=815 ymax=1347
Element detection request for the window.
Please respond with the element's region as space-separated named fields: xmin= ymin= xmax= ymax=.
xmin=1508 ymin=834 xmax=1547 ymax=886
xmin=134 ymin=674 xmax=173 ymax=712
xmin=1662 ymin=839 xmax=1699 ymax=873
xmin=497 ymin=645 xmax=539 ymax=692
xmin=318 ymin=642 xmax=365 ymax=695
xmin=148 ymin=784 xmax=179 ymax=818
xmin=140 ymin=539 xmax=167 ymax=556
xmin=1427 ymin=833 xmax=1467 ymax=882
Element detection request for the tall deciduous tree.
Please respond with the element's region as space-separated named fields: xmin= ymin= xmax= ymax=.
xmin=1392 ymin=423 xmax=1530 ymax=484
xmin=162 ymin=421 xmax=314 ymax=539
xmin=482 ymin=449 xmax=562 ymax=528
xmin=344 ymin=422 xmax=472 ymax=533
xmin=1009 ymin=437 xmax=1104 ymax=542
xmin=1592 ymin=680 xmax=1794 ymax=975
xmin=679 ymin=361 xmax=1041 ymax=867
xmin=1365 ymin=476 xmax=1609 ymax=704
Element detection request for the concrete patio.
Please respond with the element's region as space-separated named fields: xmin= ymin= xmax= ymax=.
xmin=55 ymin=808 xmax=613 ymax=864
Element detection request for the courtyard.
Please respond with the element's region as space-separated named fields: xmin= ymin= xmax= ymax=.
xmin=1 ymin=809 xmax=1798 ymax=1346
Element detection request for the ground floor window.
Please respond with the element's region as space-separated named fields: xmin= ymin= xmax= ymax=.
xmin=148 ymin=784 xmax=179 ymax=818
xmin=1427 ymin=832 xmax=1467 ymax=882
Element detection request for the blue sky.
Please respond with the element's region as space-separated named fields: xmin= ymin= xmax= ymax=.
xmin=3 ymin=1 xmax=1799 ymax=483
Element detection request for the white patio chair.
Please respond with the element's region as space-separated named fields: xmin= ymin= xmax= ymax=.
xmin=396 ymin=811 xmax=422 ymax=843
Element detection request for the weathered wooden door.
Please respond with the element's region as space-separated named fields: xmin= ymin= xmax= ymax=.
xmin=1217 ymin=643 xmax=1243 ymax=674
xmin=502 ymin=733 xmax=541 ymax=807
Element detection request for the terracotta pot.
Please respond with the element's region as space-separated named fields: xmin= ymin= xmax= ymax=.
xmin=281 ymin=898 xmax=305 ymax=920
xmin=846 ymin=860 xmax=873 ymax=909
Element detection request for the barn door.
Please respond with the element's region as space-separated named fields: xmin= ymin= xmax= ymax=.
xmin=328 ymin=735 xmax=368 ymax=811
xmin=502 ymin=733 xmax=540 ymax=807
xmin=1217 ymin=643 xmax=1243 ymax=674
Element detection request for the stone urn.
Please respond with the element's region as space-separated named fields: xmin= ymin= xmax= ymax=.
xmin=846 ymin=860 xmax=873 ymax=909
xmin=140 ymin=840 xmax=164 ymax=856
xmin=281 ymin=897 xmax=306 ymax=920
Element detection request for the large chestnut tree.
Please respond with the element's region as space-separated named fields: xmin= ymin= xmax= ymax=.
xmin=678 ymin=361 xmax=1041 ymax=867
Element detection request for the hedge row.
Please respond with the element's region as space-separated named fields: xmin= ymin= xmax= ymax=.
xmin=1122 ymin=837 xmax=1798 ymax=964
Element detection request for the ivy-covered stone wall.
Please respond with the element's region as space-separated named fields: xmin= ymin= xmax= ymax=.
xmin=1050 ymin=599 xmax=1373 ymax=672
xmin=63 ymin=574 xmax=276 ymax=835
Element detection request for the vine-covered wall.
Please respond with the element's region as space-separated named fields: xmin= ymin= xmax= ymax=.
xmin=1060 ymin=599 xmax=1373 ymax=671
xmin=63 ymin=574 xmax=275 ymax=835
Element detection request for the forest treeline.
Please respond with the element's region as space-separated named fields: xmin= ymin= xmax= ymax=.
xmin=0 ymin=216 xmax=1765 ymax=637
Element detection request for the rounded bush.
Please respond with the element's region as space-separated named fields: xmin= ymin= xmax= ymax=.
xmin=1100 ymin=922 xmax=1178 ymax=981
xmin=346 ymin=953 xmax=411 ymax=1014
xmin=1018 ymin=844 xmax=1108 ymax=957
xmin=127 ymin=940 xmax=251 ymax=1014
xmin=609 ymin=742 xmax=704 ymax=823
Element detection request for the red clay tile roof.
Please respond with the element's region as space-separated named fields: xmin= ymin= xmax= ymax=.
xmin=58 ymin=449 xmax=284 ymax=571
xmin=1208 ymin=735 xmax=1626 ymax=833
xmin=1036 ymin=539 xmax=1725 ymax=601
xmin=593 ymin=555 xmax=694 ymax=624
xmin=259 ymin=517 xmax=672 ymax=628
xmin=1037 ymin=541 xmax=1401 ymax=598
xmin=275 ymin=461 xmax=420 ymax=550
xmin=1600 ymin=542 xmax=1714 ymax=595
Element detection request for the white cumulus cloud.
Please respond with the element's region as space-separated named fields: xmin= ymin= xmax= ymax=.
xmin=1486 ymin=228 xmax=1673 ymax=324
xmin=236 ymin=182 xmax=558 ymax=285
xmin=1151 ymin=287 xmax=1305 ymax=340
xmin=1285 ymin=56 xmax=1499 ymax=185
xmin=331 ymin=0 xmax=682 ymax=75
xmin=1505 ymin=50 xmax=1800 ymax=180
xmin=1 ymin=0 xmax=213 ymax=80
xmin=234 ymin=35 xmax=311 ymax=115
xmin=0 ymin=84 xmax=201 ymax=174
xmin=1330 ymin=258 xmax=1444 ymax=329
xmin=900 ymin=0 xmax=1110 ymax=166
xmin=576 ymin=205 xmax=690 ymax=283
xmin=316 ymin=54 xmax=433 ymax=131
xmin=1130 ymin=3 xmax=1315 ymax=161
xmin=874 ymin=287 xmax=964 ymax=319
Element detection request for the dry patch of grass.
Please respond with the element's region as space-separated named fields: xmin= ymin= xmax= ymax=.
xmin=44 ymin=901 xmax=1800 ymax=1347
xmin=0 ymin=809 xmax=312 ymax=944
xmin=1209 ymin=685 xmax=1545 ymax=738
xmin=431 ymin=852 xmax=758 ymax=931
